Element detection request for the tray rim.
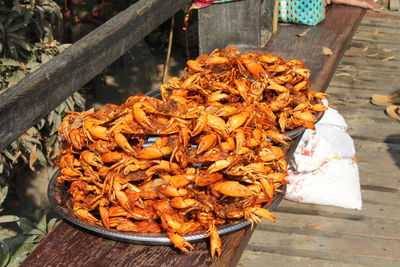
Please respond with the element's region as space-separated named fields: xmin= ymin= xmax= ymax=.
xmin=48 ymin=169 xmax=286 ymax=245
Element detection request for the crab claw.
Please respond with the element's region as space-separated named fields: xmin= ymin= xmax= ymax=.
xmin=245 ymin=207 xmax=276 ymax=226
xmin=207 ymin=221 xmax=222 ymax=258
xmin=197 ymin=133 xmax=217 ymax=154
xmin=226 ymin=107 xmax=254 ymax=134
xmin=166 ymin=232 xmax=194 ymax=254
xmin=265 ymin=130 xmax=291 ymax=146
xmin=212 ymin=181 xmax=252 ymax=197
xmin=207 ymin=159 xmax=232 ymax=173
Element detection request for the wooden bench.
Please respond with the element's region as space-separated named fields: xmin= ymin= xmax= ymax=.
xmin=0 ymin=1 xmax=365 ymax=266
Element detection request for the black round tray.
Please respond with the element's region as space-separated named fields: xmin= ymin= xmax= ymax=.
xmin=48 ymin=169 xmax=286 ymax=245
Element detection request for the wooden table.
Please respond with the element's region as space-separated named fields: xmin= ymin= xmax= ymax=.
xmin=21 ymin=5 xmax=365 ymax=267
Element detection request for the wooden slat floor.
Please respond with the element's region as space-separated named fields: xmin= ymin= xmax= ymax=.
xmin=238 ymin=11 xmax=400 ymax=267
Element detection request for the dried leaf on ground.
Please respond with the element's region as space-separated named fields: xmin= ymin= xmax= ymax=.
xmin=336 ymin=72 xmax=352 ymax=77
xmin=29 ymin=145 xmax=37 ymax=171
xmin=361 ymin=47 xmax=369 ymax=52
xmin=322 ymin=47 xmax=333 ymax=56
xmin=382 ymin=56 xmax=396 ymax=61
xmin=382 ymin=49 xmax=392 ymax=53
xmin=297 ymin=28 xmax=310 ymax=37
xmin=367 ymin=53 xmax=379 ymax=58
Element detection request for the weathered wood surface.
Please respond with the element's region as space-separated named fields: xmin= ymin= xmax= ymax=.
xmin=239 ymin=10 xmax=400 ymax=267
xmin=260 ymin=5 xmax=366 ymax=94
xmin=389 ymin=0 xmax=400 ymax=11
xmin=198 ymin=0 xmax=274 ymax=54
xmin=0 ymin=0 xmax=190 ymax=152
xmin=21 ymin=4 xmax=366 ymax=267
xmin=21 ymin=221 xmax=253 ymax=267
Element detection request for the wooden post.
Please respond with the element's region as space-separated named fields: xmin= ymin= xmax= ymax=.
xmin=197 ymin=0 xmax=274 ymax=54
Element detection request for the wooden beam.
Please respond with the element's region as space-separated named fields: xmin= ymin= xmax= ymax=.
xmin=198 ymin=0 xmax=274 ymax=54
xmin=0 ymin=0 xmax=190 ymax=152
xmin=21 ymin=221 xmax=255 ymax=267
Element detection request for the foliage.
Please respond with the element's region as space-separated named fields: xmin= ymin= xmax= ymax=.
xmin=0 ymin=1 xmax=84 ymax=265
xmin=0 ymin=187 xmax=59 ymax=267
xmin=0 ymin=0 xmax=62 ymax=90
xmin=0 ymin=92 xmax=85 ymax=180
xmin=0 ymin=0 xmax=62 ymax=61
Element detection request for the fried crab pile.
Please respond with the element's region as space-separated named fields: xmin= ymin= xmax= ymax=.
xmin=57 ymin=47 xmax=327 ymax=257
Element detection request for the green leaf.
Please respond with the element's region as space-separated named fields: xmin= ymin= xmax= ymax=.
xmin=4 ymin=11 xmax=20 ymax=29
xmin=21 ymin=135 xmax=41 ymax=146
xmin=7 ymin=71 xmax=25 ymax=88
xmin=7 ymin=242 xmax=36 ymax=267
xmin=2 ymin=233 xmax=26 ymax=252
xmin=47 ymin=110 xmax=55 ymax=124
xmin=17 ymin=218 xmax=35 ymax=234
xmin=35 ymin=147 xmax=47 ymax=166
xmin=57 ymin=43 xmax=71 ymax=53
xmin=45 ymin=134 xmax=57 ymax=147
xmin=36 ymin=118 xmax=46 ymax=129
xmin=0 ymin=58 xmax=21 ymax=67
xmin=40 ymin=53 xmax=52 ymax=64
xmin=6 ymin=20 xmax=28 ymax=33
xmin=0 ymin=186 xmax=8 ymax=206
xmin=26 ymin=61 xmax=40 ymax=72
xmin=0 ymin=228 xmax=17 ymax=240
xmin=35 ymin=212 xmax=47 ymax=233
xmin=7 ymin=32 xmax=27 ymax=41
xmin=2 ymin=149 xmax=16 ymax=162
xmin=47 ymin=218 xmax=59 ymax=233
xmin=52 ymin=113 xmax=62 ymax=133
xmin=65 ymin=97 xmax=75 ymax=111
xmin=13 ymin=38 xmax=31 ymax=52
xmin=24 ymin=228 xmax=43 ymax=235
xmin=0 ymin=215 xmax=19 ymax=223
xmin=26 ymin=127 xmax=40 ymax=137
xmin=19 ymin=137 xmax=34 ymax=153
xmin=0 ymin=248 xmax=10 ymax=267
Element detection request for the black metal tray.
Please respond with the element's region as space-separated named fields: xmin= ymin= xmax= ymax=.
xmin=48 ymin=169 xmax=286 ymax=245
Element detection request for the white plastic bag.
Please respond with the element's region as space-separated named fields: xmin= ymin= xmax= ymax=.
xmin=286 ymin=159 xmax=362 ymax=209
xmin=285 ymin=102 xmax=363 ymax=210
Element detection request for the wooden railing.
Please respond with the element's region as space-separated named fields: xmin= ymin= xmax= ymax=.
xmin=0 ymin=0 xmax=190 ymax=152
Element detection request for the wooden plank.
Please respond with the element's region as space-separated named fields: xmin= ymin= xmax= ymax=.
xmin=241 ymin=10 xmax=400 ymax=267
xmin=260 ymin=5 xmax=365 ymax=93
xmin=276 ymin=200 xmax=400 ymax=221
xmin=239 ymin=251 xmax=363 ymax=267
xmin=21 ymin=221 xmax=254 ymax=267
xmin=329 ymin=80 xmax=400 ymax=93
xmin=262 ymin=212 xmax=400 ymax=240
xmin=245 ymin=231 xmax=400 ymax=265
xmin=362 ymin=188 xmax=400 ymax=206
xmin=365 ymin=10 xmax=400 ymax=20
xmin=346 ymin=119 xmax=400 ymax=143
xmin=389 ymin=0 xmax=400 ymax=11
xmin=0 ymin=0 xmax=191 ymax=152
xmin=197 ymin=0 xmax=274 ymax=54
